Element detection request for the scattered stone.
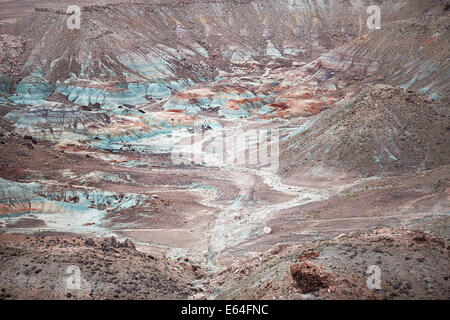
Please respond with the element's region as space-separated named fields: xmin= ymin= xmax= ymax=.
xmin=413 ymin=231 xmax=428 ymax=242
xmin=201 ymin=124 xmax=212 ymax=131
xmin=84 ymin=239 xmax=96 ymax=246
xmin=123 ymin=239 xmax=136 ymax=250
xmin=269 ymin=244 xmax=290 ymax=255
xmin=101 ymin=236 xmax=119 ymax=249
xmin=192 ymin=293 xmax=206 ymax=300
xmin=263 ymin=226 xmax=272 ymax=234
xmin=334 ymin=233 xmax=346 ymax=240
xmin=297 ymin=251 xmax=320 ymax=261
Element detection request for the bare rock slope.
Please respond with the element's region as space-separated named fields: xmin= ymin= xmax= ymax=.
xmin=281 ymin=85 xmax=450 ymax=177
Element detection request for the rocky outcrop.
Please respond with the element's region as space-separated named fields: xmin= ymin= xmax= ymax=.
xmin=290 ymin=261 xmax=331 ymax=293
xmin=100 ymin=236 xmax=136 ymax=251
xmin=0 ymin=233 xmax=198 ymax=300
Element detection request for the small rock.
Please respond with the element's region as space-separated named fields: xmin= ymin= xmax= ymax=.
xmin=334 ymin=233 xmax=346 ymax=240
xmin=192 ymin=293 xmax=206 ymax=300
xmin=217 ymin=268 xmax=227 ymax=276
xmin=297 ymin=251 xmax=320 ymax=261
xmin=263 ymin=226 xmax=272 ymax=234
xmin=123 ymin=239 xmax=136 ymax=250
xmin=82 ymin=222 xmax=95 ymax=227
xmin=84 ymin=239 xmax=96 ymax=246
xmin=101 ymin=236 xmax=119 ymax=249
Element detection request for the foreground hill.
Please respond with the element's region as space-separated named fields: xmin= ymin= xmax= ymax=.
xmin=210 ymin=215 xmax=449 ymax=300
xmin=0 ymin=234 xmax=202 ymax=299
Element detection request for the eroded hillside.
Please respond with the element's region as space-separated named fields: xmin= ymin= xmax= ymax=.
xmin=0 ymin=0 xmax=448 ymax=300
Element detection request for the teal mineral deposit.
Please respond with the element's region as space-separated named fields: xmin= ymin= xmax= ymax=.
xmin=0 ymin=178 xmax=146 ymax=235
